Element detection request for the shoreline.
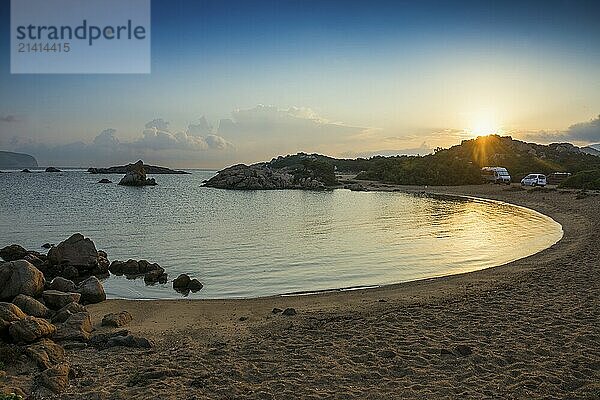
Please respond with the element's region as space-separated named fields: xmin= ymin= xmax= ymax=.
xmin=56 ymin=184 xmax=600 ymax=398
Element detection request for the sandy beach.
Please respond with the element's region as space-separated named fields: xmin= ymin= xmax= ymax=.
xmin=21 ymin=184 xmax=600 ymax=399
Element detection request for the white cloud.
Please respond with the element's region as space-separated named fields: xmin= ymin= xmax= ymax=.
xmin=517 ymin=114 xmax=600 ymax=144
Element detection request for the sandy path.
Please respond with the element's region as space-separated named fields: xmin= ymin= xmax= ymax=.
xmin=57 ymin=185 xmax=599 ymax=399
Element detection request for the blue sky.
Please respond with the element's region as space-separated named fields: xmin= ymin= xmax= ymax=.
xmin=1 ymin=0 xmax=599 ymax=167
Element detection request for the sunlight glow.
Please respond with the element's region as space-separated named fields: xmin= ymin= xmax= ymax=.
xmin=466 ymin=111 xmax=501 ymax=137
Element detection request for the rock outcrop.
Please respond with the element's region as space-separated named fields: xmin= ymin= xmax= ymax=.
xmin=203 ymin=154 xmax=336 ymax=190
xmin=45 ymin=167 xmax=61 ymax=173
xmin=118 ymin=160 xmax=157 ymax=186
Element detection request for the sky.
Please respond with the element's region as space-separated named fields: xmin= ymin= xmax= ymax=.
xmin=0 ymin=0 xmax=599 ymax=168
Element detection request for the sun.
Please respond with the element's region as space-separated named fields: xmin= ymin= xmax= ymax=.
xmin=466 ymin=111 xmax=501 ymax=137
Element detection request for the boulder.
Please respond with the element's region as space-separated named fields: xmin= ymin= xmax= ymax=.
xmin=0 ymin=260 xmax=45 ymax=300
xmin=101 ymin=311 xmax=132 ymax=328
xmin=25 ymin=339 xmax=65 ymax=369
xmin=22 ymin=168 xmax=32 ymax=173
xmin=47 ymin=233 xmax=99 ymax=270
xmin=45 ymin=167 xmax=62 ymax=172
xmin=188 ymin=279 xmax=203 ymax=291
xmin=89 ymin=330 xmax=153 ymax=349
xmin=172 ymin=274 xmax=191 ymax=289
xmin=0 ymin=302 xmax=26 ymax=335
xmin=0 ymin=302 xmax=26 ymax=321
xmin=12 ymin=294 xmax=50 ymax=318
xmin=53 ymin=312 xmax=92 ymax=342
xmin=77 ymin=276 xmax=106 ymax=304
xmin=34 ymin=363 xmax=71 ymax=395
xmin=143 ymin=264 xmax=167 ymax=284
xmin=0 ymin=244 xmax=29 ymax=261
xmin=97 ymin=178 xmax=112 ymax=183
xmin=95 ymin=253 xmax=110 ymax=277
xmin=106 ymin=335 xmax=152 ymax=349
xmin=173 ymin=274 xmax=203 ymax=295
xmin=282 ymin=308 xmax=297 ymax=316
xmin=41 ymin=243 xmax=53 ymax=249
xmin=42 ymin=290 xmax=81 ymax=310
xmin=48 ymin=277 xmax=77 ymax=293
xmin=118 ymin=160 xmax=157 ymax=186
xmin=52 ymin=302 xmax=87 ymax=324
xmin=9 ymin=316 xmax=56 ymax=343
xmin=23 ymin=253 xmax=45 ymax=268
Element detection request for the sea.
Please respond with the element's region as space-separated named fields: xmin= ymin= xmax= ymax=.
xmin=0 ymin=169 xmax=563 ymax=299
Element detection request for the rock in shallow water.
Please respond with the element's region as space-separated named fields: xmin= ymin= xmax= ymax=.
xmin=47 ymin=233 xmax=99 ymax=270
xmin=118 ymin=160 xmax=157 ymax=186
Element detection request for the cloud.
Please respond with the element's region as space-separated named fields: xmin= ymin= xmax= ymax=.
xmin=565 ymin=114 xmax=600 ymax=142
xmin=0 ymin=115 xmax=18 ymax=123
xmin=11 ymin=118 xmax=233 ymax=167
xmin=136 ymin=118 xmax=232 ymax=151
xmin=518 ymin=114 xmax=600 ymax=144
xmin=93 ymin=128 xmax=120 ymax=147
xmin=217 ymin=105 xmax=366 ymax=140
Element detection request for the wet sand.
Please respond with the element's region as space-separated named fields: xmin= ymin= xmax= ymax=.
xmin=62 ymin=184 xmax=599 ymax=399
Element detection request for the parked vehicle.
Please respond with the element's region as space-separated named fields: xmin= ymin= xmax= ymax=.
xmin=481 ymin=167 xmax=511 ymax=184
xmin=547 ymin=172 xmax=571 ymax=185
xmin=521 ymin=173 xmax=547 ymax=187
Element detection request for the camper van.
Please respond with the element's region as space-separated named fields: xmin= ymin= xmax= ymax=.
xmin=481 ymin=167 xmax=511 ymax=185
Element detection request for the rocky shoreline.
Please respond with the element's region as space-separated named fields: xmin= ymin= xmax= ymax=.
xmin=203 ymin=153 xmax=338 ymax=190
xmin=0 ymin=234 xmax=202 ymax=398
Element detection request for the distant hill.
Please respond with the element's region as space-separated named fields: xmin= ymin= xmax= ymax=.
xmin=581 ymin=145 xmax=600 ymax=156
xmin=266 ymin=136 xmax=600 ymax=186
xmin=0 ymin=151 xmax=38 ymax=169
xmin=349 ymin=136 xmax=600 ymax=185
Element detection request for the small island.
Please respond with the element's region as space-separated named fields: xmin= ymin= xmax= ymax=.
xmin=88 ymin=162 xmax=189 ymax=175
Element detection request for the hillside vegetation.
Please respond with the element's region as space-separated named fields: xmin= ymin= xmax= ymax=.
xmin=559 ymin=170 xmax=600 ymax=190
xmin=270 ymin=135 xmax=600 ymax=186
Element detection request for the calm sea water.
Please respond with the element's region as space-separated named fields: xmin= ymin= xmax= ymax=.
xmin=0 ymin=169 xmax=562 ymax=299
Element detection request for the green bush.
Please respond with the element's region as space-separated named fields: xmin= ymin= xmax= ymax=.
xmin=559 ymin=169 xmax=600 ymax=190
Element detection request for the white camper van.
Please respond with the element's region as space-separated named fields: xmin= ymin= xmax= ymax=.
xmin=481 ymin=167 xmax=511 ymax=185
